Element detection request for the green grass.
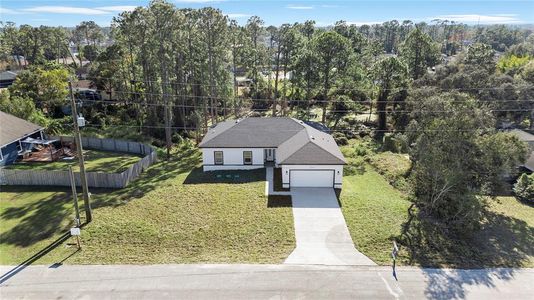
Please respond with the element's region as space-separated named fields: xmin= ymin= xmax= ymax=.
xmin=0 ymin=147 xmax=295 ymax=265
xmin=6 ymin=150 xmax=142 ymax=173
xmin=340 ymin=164 xmax=412 ymax=265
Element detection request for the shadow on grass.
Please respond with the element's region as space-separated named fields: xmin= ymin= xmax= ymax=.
xmin=183 ymin=168 xmax=265 ymax=184
xmin=267 ymin=195 xmax=292 ymax=208
xmin=1 ymin=188 xmax=71 ymax=247
xmin=0 ymin=231 xmax=71 ymax=285
xmin=91 ymin=147 xmax=202 ymax=208
xmin=397 ymin=207 xmax=534 ymax=299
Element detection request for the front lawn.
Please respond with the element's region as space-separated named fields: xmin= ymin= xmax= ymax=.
xmin=0 ymin=147 xmax=295 ymax=265
xmin=6 ymin=150 xmax=142 ymax=173
xmin=340 ymin=165 xmax=412 ymax=265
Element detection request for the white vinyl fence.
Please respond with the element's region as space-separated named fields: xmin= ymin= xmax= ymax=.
xmin=0 ymin=136 xmax=157 ymax=188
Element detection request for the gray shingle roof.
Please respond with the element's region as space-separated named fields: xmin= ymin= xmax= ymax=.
xmin=0 ymin=110 xmax=43 ymax=147
xmin=0 ymin=71 xmax=18 ymax=81
xmin=510 ymin=129 xmax=534 ymax=143
xmin=525 ymin=152 xmax=534 ymax=171
xmin=199 ymin=117 xmax=346 ymax=165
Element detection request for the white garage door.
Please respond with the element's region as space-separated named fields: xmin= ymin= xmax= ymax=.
xmin=290 ymin=170 xmax=334 ymax=187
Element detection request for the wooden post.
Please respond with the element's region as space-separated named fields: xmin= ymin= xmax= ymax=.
xmin=69 ymin=80 xmax=92 ymax=223
xmin=69 ymin=166 xmax=80 ymax=226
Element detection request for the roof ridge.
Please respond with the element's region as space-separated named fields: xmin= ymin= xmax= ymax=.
xmin=278 ymin=141 xmax=345 ymax=165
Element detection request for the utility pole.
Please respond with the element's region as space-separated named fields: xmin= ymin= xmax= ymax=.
xmin=69 ymin=80 xmax=92 ymax=223
xmin=69 ymin=166 xmax=80 ymax=226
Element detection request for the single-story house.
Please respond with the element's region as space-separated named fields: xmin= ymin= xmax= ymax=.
xmin=199 ymin=117 xmax=346 ymax=189
xmin=0 ymin=111 xmax=44 ymax=166
xmin=511 ymin=129 xmax=534 ymax=172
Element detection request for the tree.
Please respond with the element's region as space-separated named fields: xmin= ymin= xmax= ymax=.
xmin=245 ymin=16 xmax=266 ymax=95
xmin=408 ymin=92 xmax=528 ymax=234
xmin=0 ymin=89 xmax=48 ymax=125
xmin=514 ymin=173 xmax=534 ymax=203
xmin=465 ymin=43 xmax=495 ymax=72
xmin=329 ymin=95 xmax=354 ymax=129
xmin=9 ymin=65 xmax=70 ymax=116
xmin=72 ymin=21 xmax=104 ymax=65
xmin=311 ymin=31 xmax=351 ymax=123
xmin=371 ymin=56 xmax=408 ymax=137
xmin=399 ymin=28 xmax=440 ymax=79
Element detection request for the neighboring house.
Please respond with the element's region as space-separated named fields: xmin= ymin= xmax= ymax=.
xmin=199 ymin=117 xmax=346 ymax=189
xmin=0 ymin=111 xmax=44 ymax=166
xmin=511 ymin=129 xmax=534 ymax=172
xmin=0 ymin=70 xmax=19 ymax=88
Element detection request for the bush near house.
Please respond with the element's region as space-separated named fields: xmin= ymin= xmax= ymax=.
xmin=514 ymin=173 xmax=534 ymax=203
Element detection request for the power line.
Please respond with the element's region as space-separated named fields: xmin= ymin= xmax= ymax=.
xmin=48 ymin=99 xmax=533 ymax=113
xmin=82 ymin=123 xmax=525 ymax=133
xmin=65 ymin=91 xmax=534 ymax=104
xmin=83 ymin=75 xmax=534 ymax=93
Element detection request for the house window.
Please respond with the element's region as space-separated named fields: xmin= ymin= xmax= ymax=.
xmin=243 ymin=151 xmax=252 ymax=165
xmin=214 ymin=151 xmax=224 ymax=165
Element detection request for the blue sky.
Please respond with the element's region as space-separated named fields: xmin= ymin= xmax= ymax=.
xmin=1 ymin=0 xmax=533 ymax=27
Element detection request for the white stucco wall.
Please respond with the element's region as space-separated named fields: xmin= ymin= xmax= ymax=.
xmin=202 ymin=148 xmax=264 ymax=171
xmin=281 ymin=164 xmax=343 ymax=188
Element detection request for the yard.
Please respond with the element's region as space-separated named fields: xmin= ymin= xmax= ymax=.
xmin=0 ymin=146 xmax=295 ymax=265
xmin=339 ymin=139 xmax=534 ymax=267
xmin=5 ymin=150 xmax=142 ymax=173
xmin=1 ymin=140 xmax=532 ymax=268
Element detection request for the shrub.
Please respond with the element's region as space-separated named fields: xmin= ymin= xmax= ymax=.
xmin=382 ymin=133 xmax=399 ymax=152
xmin=514 ymin=173 xmax=534 ymax=203
xmin=332 ymin=132 xmax=349 ymax=145
xmin=382 ymin=133 xmax=410 ymax=153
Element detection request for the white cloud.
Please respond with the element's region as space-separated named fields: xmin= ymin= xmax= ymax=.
xmin=227 ymin=13 xmax=251 ymax=19
xmin=430 ymin=14 xmax=523 ymax=24
xmin=320 ymin=4 xmax=339 ymax=8
xmin=22 ymin=6 xmax=110 ymax=15
xmin=286 ymin=5 xmax=314 ymax=10
xmin=0 ymin=7 xmax=22 ymax=14
xmin=95 ymin=6 xmax=139 ymax=12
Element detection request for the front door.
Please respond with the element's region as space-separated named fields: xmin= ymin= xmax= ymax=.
xmin=265 ymin=149 xmax=275 ymax=162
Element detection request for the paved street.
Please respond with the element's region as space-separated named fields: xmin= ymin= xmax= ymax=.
xmin=285 ymin=187 xmax=376 ymax=266
xmin=1 ymin=264 xmax=533 ymax=299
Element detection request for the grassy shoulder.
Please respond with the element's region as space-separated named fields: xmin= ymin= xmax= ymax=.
xmin=6 ymin=150 xmax=142 ymax=173
xmin=0 ymin=147 xmax=295 ymax=265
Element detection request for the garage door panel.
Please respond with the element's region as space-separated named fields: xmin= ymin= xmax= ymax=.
xmin=290 ymin=170 xmax=334 ymax=187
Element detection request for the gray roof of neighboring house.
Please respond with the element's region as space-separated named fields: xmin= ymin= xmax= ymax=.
xmin=509 ymin=130 xmax=534 ymax=171
xmin=511 ymin=129 xmax=534 ymax=143
xmin=0 ymin=71 xmax=18 ymax=81
xmin=0 ymin=110 xmax=43 ymax=147
xmin=525 ymin=152 xmax=534 ymax=171
xmin=199 ymin=117 xmax=346 ymax=165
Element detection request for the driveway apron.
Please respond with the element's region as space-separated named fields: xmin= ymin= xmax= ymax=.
xmin=285 ymin=187 xmax=376 ymax=266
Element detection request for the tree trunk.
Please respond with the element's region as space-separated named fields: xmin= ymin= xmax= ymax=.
xmin=273 ymin=43 xmax=282 ymax=116
xmin=376 ymin=90 xmax=389 ymax=139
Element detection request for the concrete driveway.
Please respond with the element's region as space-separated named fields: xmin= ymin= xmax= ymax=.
xmin=284 ymin=188 xmax=376 ymax=266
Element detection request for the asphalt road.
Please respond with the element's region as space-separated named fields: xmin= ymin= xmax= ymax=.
xmin=1 ymin=264 xmax=533 ymax=299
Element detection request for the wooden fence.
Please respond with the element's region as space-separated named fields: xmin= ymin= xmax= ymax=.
xmin=0 ymin=136 xmax=157 ymax=188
